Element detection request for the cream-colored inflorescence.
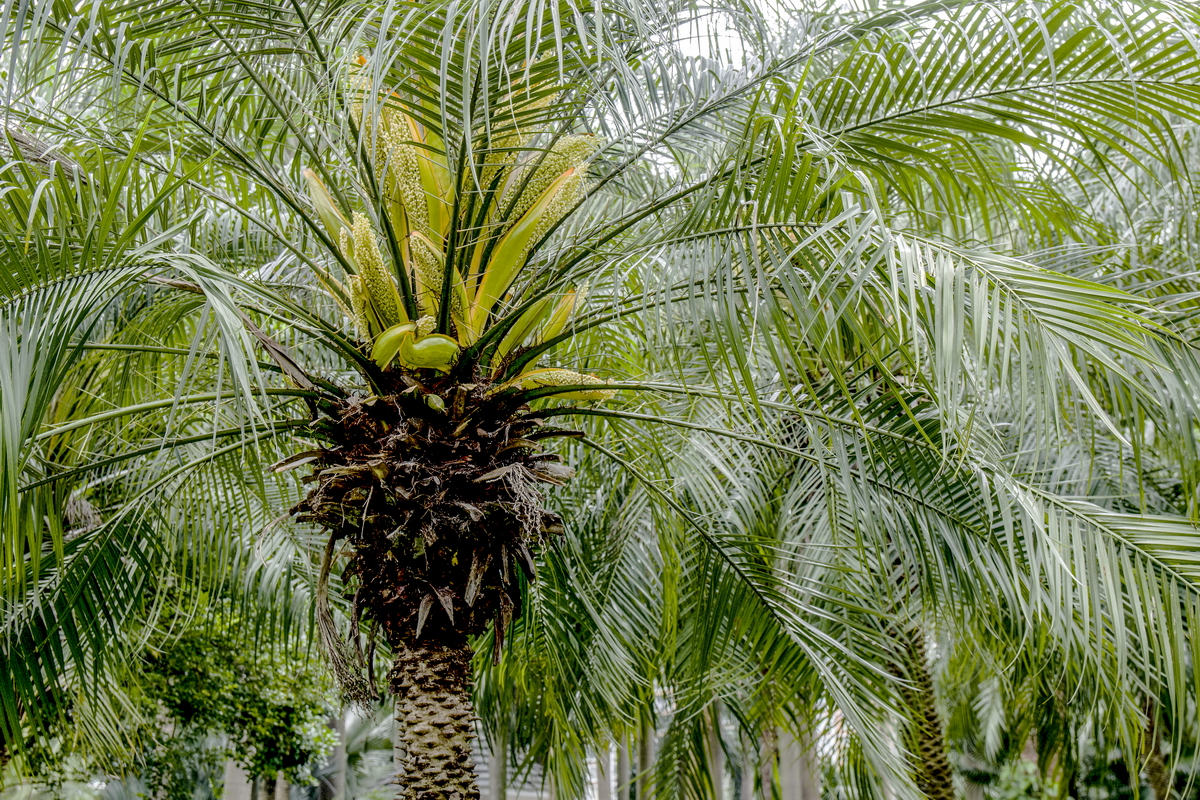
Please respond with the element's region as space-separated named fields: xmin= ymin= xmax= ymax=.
xmin=415 ymin=315 xmax=437 ymax=337
xmin=497 ymin=135 xmax=596 ymax=225
xmin=521 ymin=368 xmax=615 ymax=399
xmin=408 ymin=233 xmax=445 ymax=315
xmin=383 ymin=126 xmax=429 ymax=235
xmin=347 ymin=213 xmax=404 ymax=330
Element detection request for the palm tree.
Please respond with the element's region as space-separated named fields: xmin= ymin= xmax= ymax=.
xmin=9 ymin=0 xmax=1200 ymax=797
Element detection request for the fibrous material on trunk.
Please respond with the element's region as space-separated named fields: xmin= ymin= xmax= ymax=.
xmin=292 ymin=378 xmax=573 ymax=649
xmin=290 ymin=375 xmax=578 ymax=798
xmin=890 ymin=627 xmax=955 ymax=800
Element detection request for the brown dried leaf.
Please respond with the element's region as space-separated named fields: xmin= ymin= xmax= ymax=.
xmin=415 ymin=594 xmax=434 ymax=638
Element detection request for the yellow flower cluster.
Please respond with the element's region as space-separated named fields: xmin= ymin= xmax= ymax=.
xmin=300 ymin=59 xmax=613 ymax=399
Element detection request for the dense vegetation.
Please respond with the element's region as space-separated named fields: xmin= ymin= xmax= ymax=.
xmin=5 ymin=0 xmax=1200 ymax=797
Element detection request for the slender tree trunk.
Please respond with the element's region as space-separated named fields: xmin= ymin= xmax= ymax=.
xmin=707 ymin=705 xmax=725 ymax=800
xmin=738 ymin=733 xmax=755 ymax=800
xmin=890 ymin=628 xmax=954 ymax=800
xmin=223 ymin=760 xmax=253 ymax=800
xmin=1143 ymin=701 xmax=1171 ymax=800
xmin=324 ymin=712 xmax=346 ymax=800
xmin=389 ymin=643 xmax=480 ymax=799
xmin=489 ymin=724 xmax=507 ymax=800
xmin=618 ymin=733 xmax=632 ymax=800
xmin=758 ymin=730 xmax=776 ymax=800
xmin=778 ymin=727 xmax=820 ymax=800
xmin=597 ymin=742 xmax=612 ymax=800
xmin=637 ymin=716 xmax=657 ymax=799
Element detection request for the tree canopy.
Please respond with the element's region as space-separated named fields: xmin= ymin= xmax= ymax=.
xmin=5 ymin=0 xmax=1200 ymax=797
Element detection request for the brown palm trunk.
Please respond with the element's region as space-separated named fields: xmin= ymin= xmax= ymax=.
xmin=1143 ymin=701 xmax=1171 ymax=800
xmin=891 ymin=628 xmax=955 ymax=800
xmin=389 ymin=643 xmax=480 ymax=799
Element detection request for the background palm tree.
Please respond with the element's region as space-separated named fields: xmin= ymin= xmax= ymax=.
xmin=8 ymin=0 xmax=1200 ymax=798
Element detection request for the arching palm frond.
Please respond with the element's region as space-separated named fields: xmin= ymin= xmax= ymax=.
xmin=5 ymin=0 xmax=1200 ymax=796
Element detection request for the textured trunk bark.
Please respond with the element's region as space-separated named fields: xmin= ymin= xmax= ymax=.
xmin=891 ymin=629 xmax=955 ymax=800
xmin=1146 ymin=749 xmax=1171 ymax=800
xmin=1143 ymin=702 xmax=1171 ymax=800
xmin=389 ymin=643 xmax=480 ymax=799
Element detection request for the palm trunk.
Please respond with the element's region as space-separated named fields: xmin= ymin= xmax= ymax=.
xmin=489 ymin=723 xmax=507 ymax=800
xmin=597 ymin=741 xmax=612 ymax=800
xmin=389 ymin=643 xmax=480 ymax=799
xmin=617 ymin=733 xmax=632 ymax=800
xmin=890 ymin=628 xmax=954 ymax=800
xmin=738 ymin=732 xmax=755 ymax=800
xmin=223 ymin=760 xmax=253 ymax=800
xmin=1143 ymin=701 xmax=1171 ymax=800
xmin=325 ymin=712 xmax=346 ymax=800
xmin=707 ymin=706 xmax=725 ymax=800
xmin=637 ymin=716 xmax=657 ymax=799
xmin=778 ymin=727 xmax=820 ymax=800
xmin=758 ymin=730 xmax=776 ymax=800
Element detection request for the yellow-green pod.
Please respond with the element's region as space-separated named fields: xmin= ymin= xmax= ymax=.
xmin=495 ymin=297 xmax=554 ymax=362
xmin=303 ymin=169 xmax=350 ymax=243
xmin=507 ymin=367 xmax=614 ymax=400
xmin=398 ymin=333 xmax=461 ymax=373
xmin=538 ymin=288 xmax=579 ymax=344
xmin=371 ymin=321 xmax=417 ymax=368
xmin=468 ymin=168 xmax=581 ymax=336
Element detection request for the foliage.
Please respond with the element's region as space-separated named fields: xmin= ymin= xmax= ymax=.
xmin=140 ymin=607 xmax=336 ymax=787
xmin=5 ymin=0 xmax=1200 ymax=795
xmin=6 ymin=601 xmax=335 ymax=799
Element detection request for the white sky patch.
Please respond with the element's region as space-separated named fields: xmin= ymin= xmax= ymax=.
xmin=671 ymin=0 xmax=934 ymax=65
